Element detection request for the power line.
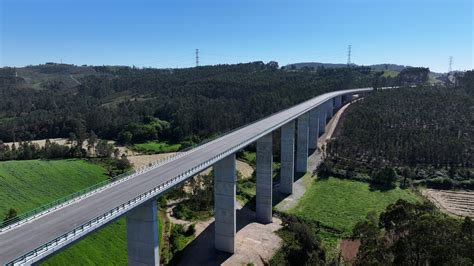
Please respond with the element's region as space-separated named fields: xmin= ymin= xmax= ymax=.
xmin=347 ymin=45 xmax=352 ymax=65
xmin=448 ymin=56 xmax=453 ymax=73
xmin=196 ymin=49 xmax=199 ymax=67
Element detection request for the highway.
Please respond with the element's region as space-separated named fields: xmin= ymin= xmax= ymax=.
xmin=0 ymin=87 xmax=371 ymax=264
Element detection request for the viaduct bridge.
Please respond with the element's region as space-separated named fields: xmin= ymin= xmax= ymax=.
xmin=0 ymin=87 xmax=372 ymax=265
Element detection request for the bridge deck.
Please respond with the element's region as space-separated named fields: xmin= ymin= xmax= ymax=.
xmin=0 ymin=88 xmax=370 ymax=264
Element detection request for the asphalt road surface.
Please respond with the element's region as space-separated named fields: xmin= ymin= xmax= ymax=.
xmin=0 ymin=88 xmax=371 ymax=264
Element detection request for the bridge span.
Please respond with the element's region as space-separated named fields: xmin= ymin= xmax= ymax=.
xmin=0 ymin=87 xmax=372 ymax=265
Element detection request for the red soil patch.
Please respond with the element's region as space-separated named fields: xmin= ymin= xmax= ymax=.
xmin=340 ymin=239 xmax=361 ymax=265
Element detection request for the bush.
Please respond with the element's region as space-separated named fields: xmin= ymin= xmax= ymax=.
xmin=270 ymin=214 xmax=326 ymax=265
xmin=424 ymin=177 xmax=454 ymax=189
xmin=371 ymin=166 xmax=397 ymax=190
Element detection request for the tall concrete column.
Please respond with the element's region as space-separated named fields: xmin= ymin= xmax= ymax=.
xmin=342 ymin=94 xmax=351 ymax=104
xmin=326 ymin=100 xmax=333 ymax=122
xmin=335 ymin=96 xmax=342 ymax=109
xmin=346 ymin=94 xmax=354 ymax=102
xmin=214 ymin=154 xmax=236 ymax=253
xmin=296 ymin=113 xmax=309 ymax=173
xmin=308 ymin=108 xmax=319 ymax=150
xmin=318 ymin=106 xmax=326 ymax=137
xmin=280 ymin=121 xmax=295 ymax=194
xmin=126 ymin=199 xmax=159 ymax=266
xmin=256 ymin=133 xmax=273 ymax=224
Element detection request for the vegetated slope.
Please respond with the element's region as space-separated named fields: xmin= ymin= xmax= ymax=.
xmin=327 ymin=86 xmax=473 ymax=187
xmin=43 ymin=218 xmax=129 ymax=265
xmin=289 ymin=177 xmax=420 ymax=233
xmin=0 ymin=159 xmax=108 ymax=215
xmin=0 ymin=158 xmax=143 ymax=265
xmin=0 ymin=63 xmax=375 ymax=145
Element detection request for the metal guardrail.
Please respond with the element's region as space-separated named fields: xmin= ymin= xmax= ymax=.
xmin=3 ymin=88 xmax=362 ymax=232
xmin=0 ymin=136 xmax=219 ymax=233
xmin=5 ymin=88 xmax=372 ymax=265
xmin=7 ymin=141 xmax=248 ymax=265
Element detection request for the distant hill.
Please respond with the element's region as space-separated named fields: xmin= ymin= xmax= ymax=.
xmin=0 ymin=63 xmax=109 ymax=90
xmin=285 ymin=62 xmax=410 ymax=72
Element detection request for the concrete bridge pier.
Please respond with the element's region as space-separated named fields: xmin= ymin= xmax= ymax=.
xmin=325 ymin=100 xmax=333 ymax=122
xmin=280 ymin=121 xmax=295 ymax=194
xmin=126 ymin=199 xmax=159 ymax=266
xmin=308 ymin=108 xmax=319 ymax=150
xmin=335 ymin=96 xmax=342 ymax=109
xmin=342 ymin=94 xmax=351 ymax=104
xmin=214 ymin=154 xmax=236 ymax=253
xmin=256 ymin=133 xmax=273 ymax=224
xmin=296 ymin=113 xmax=309 ymax=173
xmin=318 ymin=107 xmax=326 ymax=137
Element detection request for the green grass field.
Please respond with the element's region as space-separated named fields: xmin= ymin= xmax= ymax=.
xmin=289 ymin=177 xmax=421 ymax=233
xmin=0 ymin=159 xmax=131 ymax=265
xmin=133 ymin=141 xmax=181 ymax=153
xmin=0 ymin=159 xmax=108 ymax=215
xmin=285 ymin=177 xmax=421 ymax=260
xmin=382 ymin=70 xmax=399 ymax=78
xmin=0 ymin=159 xmax=171 ymax=265
xmin=44 ymin=219 xmax=129 ymax=265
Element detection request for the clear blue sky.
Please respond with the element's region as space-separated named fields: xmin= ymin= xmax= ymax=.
xmin=1 ymin=0 xmax=472 ymax=72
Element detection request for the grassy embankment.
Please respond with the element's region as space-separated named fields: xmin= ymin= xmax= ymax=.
xmin=0 ymin=159 xmax=171 ymax=265
xmin=285 ymin=177 xmax=421 ymax=257
xmin=0 ymin=159 xmax=108 ymax=215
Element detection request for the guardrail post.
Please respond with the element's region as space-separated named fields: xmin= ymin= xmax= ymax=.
xmin=296 ymin=113 xmax=309 ymax=173
xmin=213 ymin=153 xmax=236 ymax=253
xmin=308 ymin=107 xmax=319 ymax=150
xmin=126 ymin=199 xmax=159 ymax=265
xmin=280 ymin=120 xmax=295 ymax=194
xmin=256 ymin=133 xmax=273 ymax=224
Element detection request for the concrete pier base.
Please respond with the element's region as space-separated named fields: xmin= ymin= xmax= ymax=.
xmin=214 ymin=154 xmax=236 ymax=253
xmin=256 ymin=133 xmax=273 ymax=224
xmin=126 ymin=199 xmax=159 ymax=266
xmin=280 ymin=121 xmax=295 ymax=194
xmin=308 ymin=108 xmax=319 ymax=150
xmin=296 ymin=113 xmax=309 ymax=173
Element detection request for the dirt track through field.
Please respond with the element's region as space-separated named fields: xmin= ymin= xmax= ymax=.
xmin=422 ymin=189 xmax=474 ymax=218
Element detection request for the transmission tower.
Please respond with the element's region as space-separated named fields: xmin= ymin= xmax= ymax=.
xmin=448 ymin=56 xmax=453 ymax=73
xmin=347 ymin=45 xmax=352 ymax=65
xmin=195 ymin=49 xmax=199 ymax=67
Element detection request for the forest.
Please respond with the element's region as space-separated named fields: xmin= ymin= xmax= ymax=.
xmin=326 ymin=72 xmax=474 ymax=188
xmin=0 ymin=62 xmax=393 ymax=146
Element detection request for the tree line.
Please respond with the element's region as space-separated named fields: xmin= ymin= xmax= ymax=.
xmin=0 ymin=62 xmax=379 ymax=146
xmin=353 ymin=199 xmax=473 ymax=265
